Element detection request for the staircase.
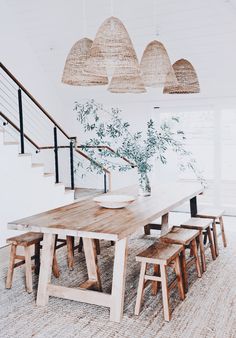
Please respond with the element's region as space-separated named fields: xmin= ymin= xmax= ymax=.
xmin=0 ymin=62 xmax=136 ymax=247
xmin=0 ymin=126 xmax=75 ymax=247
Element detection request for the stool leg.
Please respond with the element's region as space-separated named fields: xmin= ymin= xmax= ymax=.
xmin=52 ymin=235 xmax=60 ymax=278
xmin=24 ymin=246 xmax=33 ymax=293
xmin=6 ymin=244 xmax=17 ymax=289
xmin=52 ymin=253 xmax=60 ymax=278
xmin=152 ymin=264 xmax=160 ymax=296
xmin=219 ymin=216 xmax=227 ymax=247
xmin=160 ymin=264 xmax=170 ymax=322
xmin=135 ymin=262 xmax=147 ymax=315
xmin=94 ymin=239 xmax=101 ymax=255
xmin=66 ymin=236 xmax=74 ymax=271
xmin=191 ymin=239 xmax=202 ymax=278
xmin=207 ymin=226 xmax=216 ymax=260
xmin=34 ymin=242 xmax=41 ymax=275
xmin=174 ymin=256 xmax=185 ymax=300
xmin=180 ymin=249 xmax=188 ymax=293
xmin=212 ymin=221 xmax=219 ymax=257
xmin=199 ymin=231 xmax=206 ymax=272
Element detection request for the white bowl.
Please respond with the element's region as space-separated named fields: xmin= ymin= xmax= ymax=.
xmin=93 ymin=194 xmax=136 ymax=209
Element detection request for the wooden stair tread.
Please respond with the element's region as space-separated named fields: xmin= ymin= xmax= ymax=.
xmin=4 ymin=141 xmax=19 ymax=145
xmin=136 ymin=240 xmax=183 ymax=265
xmin=160 ymin=226 xmax=199 ymax=245
xmin=181 ymin=217 xmax=213 ymax=230
xmin=32 ymin=163 xmax=44 ymax=168
xmin=44 ymin=173 xmax=54 ymax=177
xmin=197 ymin=208 xmax=224 ymax=219
xmin=7 ymin=232 xmax=43 ymax=246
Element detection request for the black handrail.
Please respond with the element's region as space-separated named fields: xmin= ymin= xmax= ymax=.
xmin=0 ymin=62 xmax=71 ymax=140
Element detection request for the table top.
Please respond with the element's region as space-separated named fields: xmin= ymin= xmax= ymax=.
xmin=8 ymin=182 xmax=203 ymax=241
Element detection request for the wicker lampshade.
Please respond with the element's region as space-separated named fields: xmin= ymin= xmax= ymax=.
xmin=108 ymin=68 xmax=146 ymax=93
xmin=61 ymin=37 xmax=108 ymax=86
xmin=84 ymin=17 xmax=139 ymax=78
xmin=163 ymin=59 xmax=200 ymax=94
xmin=140 ymin=40 xmax=177 ymax=87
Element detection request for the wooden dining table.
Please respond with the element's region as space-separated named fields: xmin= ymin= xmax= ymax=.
xmin=8 ymin=182 xmax=203 ymax=322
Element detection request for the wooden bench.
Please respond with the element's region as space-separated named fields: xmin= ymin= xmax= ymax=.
xmin=181 ymin=217 xmax=216 ymax=272
xmin=160 ymin=227 xmax=202 ymax=292
xmin=135 ymin=241 xmax=185 ymax=321
xmin=196 ymin=208 xmax=227 ymax=256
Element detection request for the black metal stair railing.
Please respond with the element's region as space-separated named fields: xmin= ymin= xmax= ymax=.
xmin=0 ymin=62 xmax=112 ymax=192
xmin=0 ymin=62 xmax=134 ymax=193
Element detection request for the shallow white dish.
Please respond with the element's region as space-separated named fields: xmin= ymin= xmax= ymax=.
xmin=93 ymin=194 xmax=136 ymax=209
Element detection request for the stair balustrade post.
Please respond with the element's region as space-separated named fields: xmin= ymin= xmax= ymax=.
xmin=69 ymin=140 xmax=75 ymax=190
xmin=53 ymin=127 xmax=59 ymax=183
xmin=17 ymin=88 xmax=25 ymax=154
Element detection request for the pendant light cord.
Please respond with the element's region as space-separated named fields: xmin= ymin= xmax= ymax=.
xmin=110 ymin=0 xmax=114 ymax=16
xmin=153 ymin=0 xmax=159 ymax=38
xmin=82 ymin=0 xmax=87 ymax=36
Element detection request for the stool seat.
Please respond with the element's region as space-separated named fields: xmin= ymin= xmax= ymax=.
xmin=181 ymin=217 xmax=212 ymax=230
xmin=181 ymin=217 xmax=217 ymax=266
xmin=197 ymin=208 xmax=224 ymax=219
xmin=7 ymin=232 xmax=43 ymax=247
xmin=160 ymin=227 xmax=199 ymax=245
xmin=136 ymin=241 xmax=183 ymax=265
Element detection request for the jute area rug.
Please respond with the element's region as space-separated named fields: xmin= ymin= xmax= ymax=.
xmin=0 ymin=224 xmax=236 ymax=338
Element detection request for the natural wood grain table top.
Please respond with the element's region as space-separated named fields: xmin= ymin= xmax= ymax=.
xmin=8 ymin=182 xmax=203 ymax=241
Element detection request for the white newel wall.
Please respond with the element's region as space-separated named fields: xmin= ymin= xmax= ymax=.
xmin=0 ymin=129 xmax=74 ymax=248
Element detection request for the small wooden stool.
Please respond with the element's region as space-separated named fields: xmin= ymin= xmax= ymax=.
xmin=181 ymin=217 xmax=216 ymax=272
xmin=6 ymin=232 xmax=43 ymax=293
xmin=160 ymin=227 xmax=202 ymax=291
xmin=5 ymin=233 xmax=76 ymax=293
xmin=197 ymin=208 xmax=227 ymax=256
xmin=135 ymin=241 xmax=185 ymax=321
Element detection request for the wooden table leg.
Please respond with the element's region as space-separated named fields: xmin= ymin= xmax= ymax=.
xmin=82 ymin=238 xmax=102 ymax=291
xmin=143 ymin=224 xmax=151 ymax=235
xmin=161 ymin=213 xmax=169 ymax=235
xmin=190 ymin=196 xmax=197 ymax=217
xmin=36 ymin=233 xmax=55 ymax=306
xmin=110 ymin=238 xmax=128 ymax=323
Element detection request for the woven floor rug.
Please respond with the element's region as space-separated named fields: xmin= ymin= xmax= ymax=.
xmin=0 ymin=223 xmax=236 ymax=338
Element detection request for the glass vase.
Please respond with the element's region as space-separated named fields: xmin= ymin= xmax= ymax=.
xmin=138 ymin=172 xmax=151 ymax=196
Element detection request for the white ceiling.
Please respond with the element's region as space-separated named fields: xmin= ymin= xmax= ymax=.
xmin=1 ymin=0 xmax=236 ymax=111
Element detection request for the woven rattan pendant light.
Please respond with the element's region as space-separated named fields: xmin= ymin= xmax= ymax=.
xmin=61 ymin=38 xmax=108 ymax=86
xmin=140 ymin=40 xmax=177 ymax=87
xmin=84 ymin=16 xmax=139 ymax=78
xmin=163 ymin=58 xmax=200 ymax=94
xmin=108 ymin=68 xmax=146 ymax=93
